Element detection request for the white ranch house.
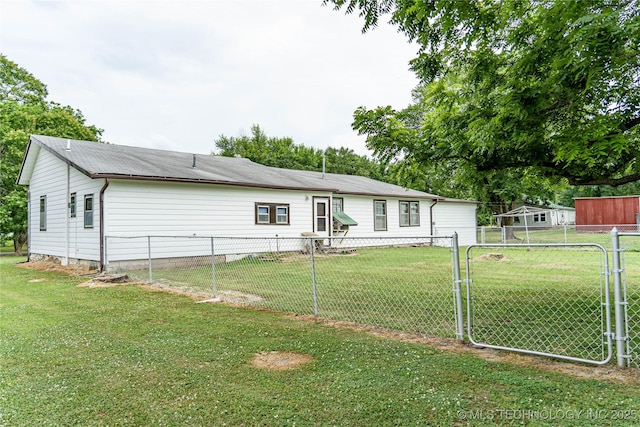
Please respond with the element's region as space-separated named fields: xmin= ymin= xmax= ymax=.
xmin=18 ymin=135 xmax=478 ymax=269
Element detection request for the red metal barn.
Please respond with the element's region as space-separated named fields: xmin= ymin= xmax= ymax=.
xmin=574 ymin=196 xmax=640 ymax=231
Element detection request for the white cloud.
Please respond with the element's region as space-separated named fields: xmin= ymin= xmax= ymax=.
xmin=1 ymin=0 xmax=418 ymax=157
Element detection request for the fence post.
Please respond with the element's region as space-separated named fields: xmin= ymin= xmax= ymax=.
xmin=147 ymin=236 xmax=152 ymax=284
xmin=611 ymin=227 xmax=627 ymax=368
xmin=309 ymin=237 xmax=319 ymax=317
xmin=210 ymin=237 xmax=217 ymax=299
xmin=451 ymin=232 xmax=465 ymax=342
xmin=481 ymin=226 xmax=486 ymax=244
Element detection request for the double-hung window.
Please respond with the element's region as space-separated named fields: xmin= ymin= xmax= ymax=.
xmin=332 ymin=197 xmax=343 ymax=213
xmin=374 ymin=200 xmax=387 ymax=231
xmin=255 ymin=203 xmax=290 ymax=225
xmin=84 ymin=194 xmax=94 ymax=228
xmin=399 ymin=201 xmax=420 ymax=227
xmin=257 ymin=205 xmax=270 ymax=223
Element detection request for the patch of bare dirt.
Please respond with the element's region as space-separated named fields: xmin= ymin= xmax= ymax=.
xmin=250 ymin=351 xmax=314 ymax=370
xmin=473 ymin=253 xmax=509 ymax=262
xmin=216 ymin=290 xmax=264 ymax=304
xmin=17 ymin=260 xmax=97 ymax=276
xmin=77 ymin=274 xmax=132 ymax=288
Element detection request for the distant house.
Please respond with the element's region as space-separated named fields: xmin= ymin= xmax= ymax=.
xmin=510 ymin=204 xmax=576 ymax=227
xmin=575 ymin=196 xmax=640 ymax=231
xmin=17 ymin=136 xmax=479 ymax=269
xmin=497 ymin=204 xmax=575 ymax=227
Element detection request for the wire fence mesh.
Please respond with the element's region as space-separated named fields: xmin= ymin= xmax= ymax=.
xmin=619 ymin=234 xmax=640 ymax=368
xmin=105 ymin=233 xmax=638 ymax=367
xmin=477 ymin=225 xmax=640 ymax=249
xmin=105 ymin=235 xmax=460 ymax=338
xmin=465 ymin=244 xmax=612 ymax=364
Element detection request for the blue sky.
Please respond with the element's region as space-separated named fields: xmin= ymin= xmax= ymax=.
xmin=1 ymin=0 xmax=418 ymax=156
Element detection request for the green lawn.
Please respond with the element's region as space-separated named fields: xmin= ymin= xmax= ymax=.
xmin=2 ymin=256 xmax=640 ymax=426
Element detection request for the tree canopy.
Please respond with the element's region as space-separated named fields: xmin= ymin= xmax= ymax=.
xmin=0 ymin=55 xmax=102 ymax=254
xmin=327 ymin=0 xmax=640 ymax=196
xmin=213 ymin=124 xmax=386 ymax=180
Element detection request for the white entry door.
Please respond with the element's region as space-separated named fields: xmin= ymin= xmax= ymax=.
xmin=313 ymin=197 xmax=331 ymax=239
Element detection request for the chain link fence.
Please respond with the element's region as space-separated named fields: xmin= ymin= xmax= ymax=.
xmin=105 ymin=232 xmax=639 ymax=368
xmin=465 ymin=243 xmax=612 ymax=364
xmin=616 ymin=232 xmax=640 ymax=368
xmin=478 ymin=225 xmax=640 ymax=249
xmin=105 ymin=235 xmax=460 ymax=338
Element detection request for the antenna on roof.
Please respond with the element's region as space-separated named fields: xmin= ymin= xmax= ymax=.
xmin=192 ymin=154 xmax=196 ymax=168
xmin=322 ymin=150 xmax=326 ymax=179
xmin=66 ymin=139 xmax=71 ymax=151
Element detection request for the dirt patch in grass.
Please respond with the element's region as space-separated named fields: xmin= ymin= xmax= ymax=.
xmin=17 ymin=260 xmax=97 ymax=276
xmin=473 ymin=253 xmax=509 ymax=262
xmin=250 ymin=351 xmax=314 ymax=370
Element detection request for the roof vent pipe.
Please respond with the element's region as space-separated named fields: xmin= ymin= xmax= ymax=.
xmin=322 ymin=150 xmax=326 ymax=179
xmin=192 ymin=154 xmax=196 ymax=168
xmin=66 ymin=139 xmax=71 ymax=151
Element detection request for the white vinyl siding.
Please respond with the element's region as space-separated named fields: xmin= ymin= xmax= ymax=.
xmin=105 ymin=181 xmax=312 ymax=238
xmin=432 ymin=202 xmax=478 ymax=246
xmin=27 ymin=148 xmax=103 ymax=261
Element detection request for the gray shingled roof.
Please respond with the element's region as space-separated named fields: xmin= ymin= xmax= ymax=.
xmin=21 ymin=135 xmax=447 ymax=200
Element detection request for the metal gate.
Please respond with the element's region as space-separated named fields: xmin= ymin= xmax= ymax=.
xmin=465 ymin=243 xmax=613 ymax=365
xmin=614 ymin=231 xmax=640 ymax=368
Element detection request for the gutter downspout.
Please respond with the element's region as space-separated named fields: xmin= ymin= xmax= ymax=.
xmin=429 ymin=199 xmax=439 ymax=235
xmin=99 ymin=178 xmax=110 ymax=271
xmin=27 ymin=188 xmax=31 ymax=261
xmin=429 ymin=199 xmax=439 ymax=246
xmin=64 ymin=164 xmax=70 ymax=266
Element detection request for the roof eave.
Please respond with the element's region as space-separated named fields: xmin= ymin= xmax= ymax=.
xmin=333 ymin=190 xmax=441 ymax=200
xmin=91 ymin=173 xmax=340 ymax=192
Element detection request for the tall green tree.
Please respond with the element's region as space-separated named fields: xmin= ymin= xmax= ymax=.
xmin=0 ymin=55 xmax=102 ymax=254
xmin=214 ymin=124 xmax=385 ymax=180
xmin=327 ymin=0 xmax=640 ymax=207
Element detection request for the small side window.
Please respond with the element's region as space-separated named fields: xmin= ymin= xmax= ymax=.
xmin=70 ymin=193 xmax=76 ymax=218
xmin=39 ymin=196 xmax=47 ymax=231
xmin=84 ymin=194 xmax=94 ymax=228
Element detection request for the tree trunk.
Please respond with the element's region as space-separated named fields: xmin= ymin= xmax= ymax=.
xmin=13 ymin=232 xmax=27 ymax=256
